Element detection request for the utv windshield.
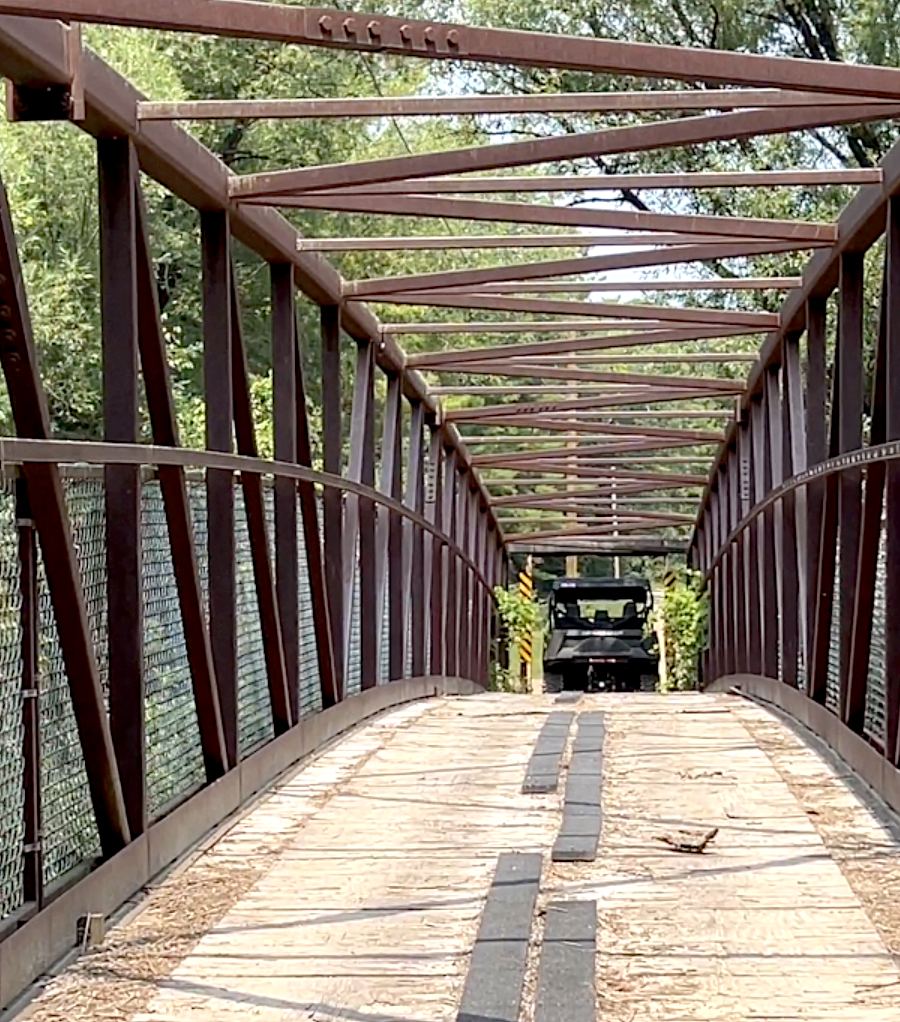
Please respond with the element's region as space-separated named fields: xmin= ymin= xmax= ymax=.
xmin=551 ymin=588 xmax=650 ymax=631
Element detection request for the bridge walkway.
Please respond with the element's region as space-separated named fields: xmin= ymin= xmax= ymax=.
xmin=13 ymin=694 xmax=900 ymax=1022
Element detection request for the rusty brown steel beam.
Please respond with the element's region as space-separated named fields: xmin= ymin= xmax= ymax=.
xmin=294 ymin=308 xmax=339 ymax=709
xmin=432 ymin=384 xmax=727 ymax=396
xmin=464 ymin=414 xmax=731 ymax=436
xmin=136 ymin=95 xmax=896 ymax=121
xmin=0 ymin=12 xmax=501 ymax=544
xmin=490 ymin=492 xmax=702 ymax=501
xmin=98 ymin=136 xmax=145 ymax=838
xmin=294 ymin=169 xmax=884 ymax=193
xmin=465 ymin=409 xmax=732 ymax=423
xmin=231 ymin=105 xmax=900 ymax=197
xmin=299 ymin=232 xmax=756 ymax=252
xmin=465 ymin=420 xmax=722 ymax=442
xmin=230 ymin=278 xmax=293 ymax=736
xmin=479 ymin=464 xmax=707 ymax=484
xmin=448 ymin=387 xmax=741 ymax=420
xmin=507 ymin=521 xmax=692 ymax=542
xmin=450 ymin=278 xmax=803 ymax=294
xmin=355 ymin=241 xmax=807 ymax=299
xmin=500 ymin=508 xmax=696 ymax=523
xmin=510 ymin=352 xmax=756 ymax=363
xmin=0 ymin=163 xmax=130 ymax=855
xmin=14 ymin=1 xmax=900 ymax=102
xmin=134 ymin=186 xmax=228 ymax=783
xmin=511 ymin=538 xmax=690 ymax=551
xmin=386 ymin=321 xmax=664 ymax=335
xmin=409 ymin=325 xmax=753 ymax=367
xmin=490 ymin=487 xmax=702 ymax=505
xmin=427 ymin=363 xmax=746 ymax=390
xmin=499 ymin=515 xmax=689 ymax=525
xmin=270 ymin=193 xmax=835 ymax=246
xmin=473 ymin=439 xmax=715 ymax=465
xmin=357 ymin=292 xmax=778 ymax=329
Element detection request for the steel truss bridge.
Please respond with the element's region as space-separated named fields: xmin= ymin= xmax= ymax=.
xmin=0 ymin=4 xmax=897 ymax=1019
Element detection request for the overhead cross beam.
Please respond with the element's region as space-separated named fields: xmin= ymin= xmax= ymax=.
xmin=473 ymin=439 xmax=717 ymax=466
xmin=447 ymin=387 xmax=741 ymax=420
xmin=14 ymin=1 xmax=900 ymax=103
xmin=230 ymin=104 xmax=900 ymax=196
xmin=299 ymin=232 xmax=780 ymax=252
xmin=409 ymin=326 xmax=756 ymax=367
xmin=351 ymin=241 xmax=808 ymax=298
xmin=356 ymin=292 xmax=778 ymax=329
xmin=136 ymin=93 xmax=896 ymax=120
xmin=465 ymin=421 xmax=722 ymax=442
xmin=284 ymin=169 xmax=883 ymax=193
xmin=268 ymin=193 xmax=836 ymax=245
xmin=429 ymin=364 xmax=744 ymax=391
xmin=429 ymin=278 xmax=802 ymax=294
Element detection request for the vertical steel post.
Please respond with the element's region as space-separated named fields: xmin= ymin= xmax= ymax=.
xmin=752 ymin=396 xmax=778 ymax=677
xmin=783 ymin=331 xmax=808 ymax=684
xmin=295 ymin=318 xmax=338 ymax=707
xmin=810 ymin=301 xmax=841 ymax=705
xmin=359 ymin=352 xmax=377 ymax=690
xmin=202 ymin=210 xmax=237 ymax=766
xmin=767 ymin=363 xmax=794 ymax=685
xmin=17 ymin=479 xmax=41 ymax=906
xmin=443 ymin=448 xmax=459 ymax=678
xmin=230 ymin=282 xmax=292 ymax=735
xmin=377 ymin=374 xmax=403 ymax=682
xmin=428 ymin=428 xmax=445 ymax=674
xmin=321 ymin=305 xmax=344 ymax=697
xmin=134 ymin=187 xmax=227 ymax=781
xmin=99 ymin=137 xmax=145 ymax=834
xmin=0 ymin=168 xmax=129 ymax=853
xmin=271 ymin=264 xmax=299 ymax=718
xmin=846 ymin=283 xmax=887 ymax=733
xmin=406 ymin=401 xmax=426 ymax=677
xmin=728 ymin=450 xmax=743 ymax=674
xmin=887 ymin=198 xmax=900 ymax=762
xmin=838 ymin=253 xmax=865 ymax=717
xmin=720 ymin=463 xmax=734 ymax=678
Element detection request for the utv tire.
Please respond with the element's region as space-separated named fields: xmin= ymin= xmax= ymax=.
xmin=639 ymin=673 xmax=658 ymax=693
xmin=543 ymin=671 xmax=563 ymax=694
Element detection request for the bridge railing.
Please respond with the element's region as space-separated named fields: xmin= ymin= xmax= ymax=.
xmin=693 ymin=198 xmax=900 ymax=775
xmin=0 ymin=16 xmax=510 ymax=986
xmin=0 ymin=441 xmax=497 ymax=970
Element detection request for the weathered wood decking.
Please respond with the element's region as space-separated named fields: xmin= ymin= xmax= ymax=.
xmin=17 ymin=693 xmax=900 ymax=1022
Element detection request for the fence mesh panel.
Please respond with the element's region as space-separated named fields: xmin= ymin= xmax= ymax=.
xmin=187 ymin=477 xmax=210 ymax=620
xmin=346 ymin=544 xmax=362 ymax=696
xmin=297 ymin=497 xmax=322 ymax=717
xmin=235 ymin=486 xmax=274 ymax=757
xmin=379 ymin=574 xmax=390 ymax=684
xmin=865 ymin=524 xmax=888 ymax=745
xmin=0 ymin=482 xmax=22 ymax=921
xmin=142 ymin=480 xmax=206 ymax=817
xmin=825 ymin=528 xmax=841 ymax=713
xmin=39 ymin=478 xmax=105 ymax=885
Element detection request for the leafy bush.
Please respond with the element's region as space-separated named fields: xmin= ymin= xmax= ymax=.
xmin=491 ymin=585 xmax=541 ymax=693
xmin=653 ymin=570 xmax=708 ymax=691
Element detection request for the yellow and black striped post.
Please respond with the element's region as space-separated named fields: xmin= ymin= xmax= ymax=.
xmin=518 ymin=566 xmax=533 ymax=682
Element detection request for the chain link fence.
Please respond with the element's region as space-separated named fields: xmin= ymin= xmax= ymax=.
xmin=142 ymin=480 xmax=206 ymax=818
xmin=235 ymin=486 xmax=274 ymax=757
xmin=0 ymin=463 xmax=453 ymax=926
xmin=0 ymin=481 xmax=22 ymax=920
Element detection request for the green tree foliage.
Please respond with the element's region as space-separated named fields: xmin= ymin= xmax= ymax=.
xmin=652 ymin=567 xmax=709 ymax=690
xmin=491 ymin=585 xmax=542 ymax=691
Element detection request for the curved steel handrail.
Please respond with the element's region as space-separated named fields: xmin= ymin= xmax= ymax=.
xmin=0 ymin=437 xmax=496 ymax=594
xmin=702 ymin=439 xmax=900 ymax=578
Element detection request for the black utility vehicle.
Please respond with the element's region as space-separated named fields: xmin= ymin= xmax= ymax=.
xmin=543 ymin=576 xmax=659 ymax=693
